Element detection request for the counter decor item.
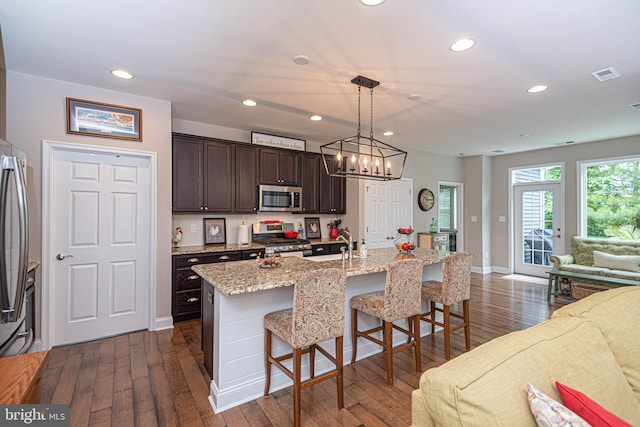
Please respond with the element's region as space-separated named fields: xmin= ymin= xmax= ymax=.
xmin=429 ymin=218 xmax=438 ymax=233
xmin=304 ymin=217 xmax=321 ymax=239
xmin=395 ymin=227 xmax=416 ymax=254
xmin=237 ymin=221 xmax=249 ymax=245
xmin=328 ymin=219 xmax=341 ymax=239
xmin=203 ymin=218 xmax=226 ymax=245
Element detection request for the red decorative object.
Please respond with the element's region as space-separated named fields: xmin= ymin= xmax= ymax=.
xmin=329 ymin=227 xmax=339 ymax=239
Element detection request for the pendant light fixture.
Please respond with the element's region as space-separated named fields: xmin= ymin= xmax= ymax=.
xmin=320 ymin=75 xmax=406 ymax=181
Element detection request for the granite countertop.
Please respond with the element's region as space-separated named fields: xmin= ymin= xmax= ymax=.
xmin=172 ymin=238 xmax=348 ymax=256
xmin=192 ymin=247 xmax=447 ymax=296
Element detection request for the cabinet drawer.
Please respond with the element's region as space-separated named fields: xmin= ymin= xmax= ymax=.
xmin=310 ymin=244 xmax=331 ymax=255
xmin=174 ymin=251 xmax=242 ymax=267
xmin=175 ymin=268 xmax=202 ymax=292
xmin=175 ymin=289 xmax=201 ymax=312
xmin=241 ymin=249 xmax=265 ymax=260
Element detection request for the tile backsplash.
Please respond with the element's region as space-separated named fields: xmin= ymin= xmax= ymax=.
xmin=172 ymin=213 xmax=347 ymax=247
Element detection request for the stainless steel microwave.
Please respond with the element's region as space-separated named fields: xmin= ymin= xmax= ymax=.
xmin=259 ymin=185 xmax=302 ymax=212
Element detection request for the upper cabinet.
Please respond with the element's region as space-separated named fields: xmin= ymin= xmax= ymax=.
xmin=172 ymin=135 xmax=204 ymax=212
xmin=319 ymin=170 xmax=346 ymax=214
xmin=300 ymin=153 xmax=320 ymax=213
xmin=235 ymin=144 xmax=258 ymax=213
xmin=259 ymin=148 xmax=302 ymax=186
xmin=173 ymin=134 xmax=250 ymax=213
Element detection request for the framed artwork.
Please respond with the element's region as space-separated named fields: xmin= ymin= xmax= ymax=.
xmin=304 ymin=217 xmax=321 ymax=239
xmin=66 ymin=97 xmax=142 ymax=141
xmin=203 ymin=218 xmax=226 ymax=245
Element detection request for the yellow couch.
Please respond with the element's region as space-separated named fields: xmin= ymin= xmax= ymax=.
xmin=411 ymin=286 xmax=640 ymax=426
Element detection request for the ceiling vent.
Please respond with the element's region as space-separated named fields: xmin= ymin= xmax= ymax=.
xmin=630 ymin=102 xmax=640 ymax=111
xmin=492 ymin=149 xmax=505 ymax=153
xmin=591 ymin=67 xmax=620 ymax=82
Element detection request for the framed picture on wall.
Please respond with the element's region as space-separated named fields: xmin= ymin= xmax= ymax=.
xmin=203 ymin=218 xmax=226 ymax=245
xmin=66 ymin=97 xmax=142 ymax=141
xmin=304 ymin=217 xmax=321 ymax=239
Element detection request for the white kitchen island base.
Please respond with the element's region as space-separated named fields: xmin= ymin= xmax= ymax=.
xmin=200 ymin=258 xmax=444 ymax=413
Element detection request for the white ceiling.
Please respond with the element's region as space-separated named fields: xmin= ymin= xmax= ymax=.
xmin=1 ymin=0 xmax=639 ymax=156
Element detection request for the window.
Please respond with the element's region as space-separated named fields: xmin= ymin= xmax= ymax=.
xmin=439 ymin=186 xmax=456 ymax=231
xmin=580 ymin=158 xmax=640 ymax=238
xmin=512 ymin=165 xmax=561 ymax=184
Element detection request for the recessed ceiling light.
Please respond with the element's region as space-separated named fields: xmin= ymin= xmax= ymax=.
xmin=359 ymin=0 xmax=385 ymax=5
xmin=242 ymin=99 xmax=257 ymax=107
xmin=309 ymin=115 xmax=322 ymax=121
xmin=450 ymin=38 xmax=475 ymax=52
xmin=111 ymin=69 xmax=133 ymax=79
xmin=293 ymin=55 xmax=310 ymax=65
xmin=383 ymin=131 xmax=394 ymax=136
xmin=527 ymin=85 xmax=548 ymax=93
xmin=408 ymin=94 xmax=421 ymax=101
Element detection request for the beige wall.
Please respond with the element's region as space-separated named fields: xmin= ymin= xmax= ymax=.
xmin=462 ymin=156 xmax=490 ymax=269
xmin=6 ymin=71 xmax=173 ymax=326
xmin=489 ymin=134 xmax=640 ymax=271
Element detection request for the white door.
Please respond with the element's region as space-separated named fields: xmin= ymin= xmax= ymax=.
xmin=514 ymin=183 xmax=562 ymax=277
xmin=51 ymin=149 xmax=151 ymax=346
xmin=364 ymin=178 xmax=413 ymax=249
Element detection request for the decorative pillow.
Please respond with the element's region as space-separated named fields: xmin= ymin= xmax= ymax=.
xmin=556 ymin=382 xmax=633 ymax=427
xmin=592 ymin=250 xmax=640 ymax=272
xmin=527 ymin=384 xmax=590 ymax=426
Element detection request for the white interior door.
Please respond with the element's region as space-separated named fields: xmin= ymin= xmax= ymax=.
xmin=50 ymin=148 xmax=151 ymax=346
xmin=364 ymin=178 xmax=413 ymax=249
xmin=514 ymin=183 xmax=562 ymax=277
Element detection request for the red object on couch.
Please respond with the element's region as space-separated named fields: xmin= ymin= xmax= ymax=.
xmin=556 ymin=382 xmax=633 ymax=427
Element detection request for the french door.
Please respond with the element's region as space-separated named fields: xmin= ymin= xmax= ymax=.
xmin=514 ymin=183 xmax=562 ymax=277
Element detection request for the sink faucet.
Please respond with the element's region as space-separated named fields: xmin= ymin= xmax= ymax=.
xmin=336 ymin=229 xmax=353 ymax=260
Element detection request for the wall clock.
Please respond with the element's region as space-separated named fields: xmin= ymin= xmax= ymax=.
xmin=418 ymin=188 xmax=435 ymax=211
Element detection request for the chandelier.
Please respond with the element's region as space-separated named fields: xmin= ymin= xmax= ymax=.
xmin=320 ymin=75 xmax=407 ymax=181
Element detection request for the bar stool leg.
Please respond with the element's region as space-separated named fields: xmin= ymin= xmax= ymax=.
xmin=293 ymin=348 xmax=302 ymax=427
xmin=412 ymin=314 xmax=422 ymax=372
xmin=383 ymin=320 xmax=394 ymax=386
xmin=351 ymin=307 xmax=358 ymax=364
xmin=336 ymin=336 xmax=344 ymax=409
xmin=264 ymin=329 xmax=272 ymax=396
xmin=463 ymin=299 xmax=471 ymax=351
xmin=443 ymin=304 xmax=451 ymax=360
xmin=310 ymin=345 xmax=316 ymax=378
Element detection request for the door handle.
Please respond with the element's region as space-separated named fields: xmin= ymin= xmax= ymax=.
xmin=56 ymin=254 xmax=74 ymax=260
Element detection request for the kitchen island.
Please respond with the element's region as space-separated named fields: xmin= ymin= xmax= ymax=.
xmin=192 ymin=247 xmax=448 ymax=413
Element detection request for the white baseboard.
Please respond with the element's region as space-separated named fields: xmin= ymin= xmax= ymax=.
xmin=492 ymin=266 xmax=510 ymax=274
xmin=152 ymin=316 xmax=174 ymax=331
xmin=471 ymin=265 xmax=493 ymax=274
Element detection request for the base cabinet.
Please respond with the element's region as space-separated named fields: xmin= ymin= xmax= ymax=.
xmin=172 ymin=251 xmax=241 ymax=322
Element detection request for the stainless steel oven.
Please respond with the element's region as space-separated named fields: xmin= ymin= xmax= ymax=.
xmin=258 ymin=185 xmax=302 ymax=212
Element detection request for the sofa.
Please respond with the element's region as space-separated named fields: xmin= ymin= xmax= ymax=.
xmin=550 ymin=236 xmax=640 ymax=282
xmin=411 ymin=286 xmax=640 ymax=426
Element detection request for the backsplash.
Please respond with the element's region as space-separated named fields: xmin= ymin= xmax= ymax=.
xmin=172 ymin=213 xmax=347 ymax=247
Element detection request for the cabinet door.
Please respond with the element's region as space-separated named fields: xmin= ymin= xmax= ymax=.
xmin=259 ymin=149 xmax=281 ymax=185
xmin=172 ymin=136 xmax=204 ymax=211
xmin=235 ymin=144 xmax=258 ymax=213
xmin=203 ymin=141 xmax=234 ymax=212
xmin=331 ymin=175 xmax=346 ymax=214
xmin=301 ymin=153 xmax=320 ymax=213
xmin=279 ymin=151 xmax=302 ymax=186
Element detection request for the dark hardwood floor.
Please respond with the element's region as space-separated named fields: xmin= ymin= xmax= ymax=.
xmin=39 ymin=273 xmax=571 ymax=426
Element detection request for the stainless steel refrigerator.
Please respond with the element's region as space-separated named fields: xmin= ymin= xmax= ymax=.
xmin=0 ymin=137 xmax=32 ymax=357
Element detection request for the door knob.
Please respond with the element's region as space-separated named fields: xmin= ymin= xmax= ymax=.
xmin=56 ymin=254 xmax=74 ymax=260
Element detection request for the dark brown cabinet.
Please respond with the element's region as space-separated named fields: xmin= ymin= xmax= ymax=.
xmin=300 ymin=153 xmax=320 ymax=213
xmin=172 ymin=135 xmax=234 ymax=213
xmin=235 ymin=144 xmax=258 ymax=213
xmin=259 ymin=148 xmax=302 ymax=186
xmin=172 ymin=136 xmax=204 ymax=212
xmin=319 ymin=170 xmax=346 ymax=214
xmin=172 ymin=251 xmax=242 ymax=322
